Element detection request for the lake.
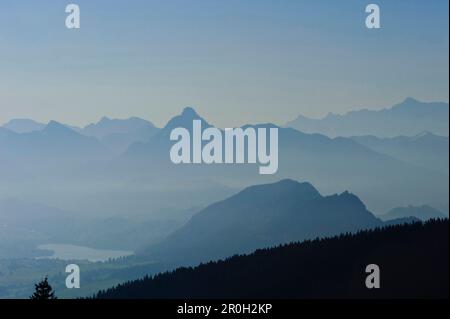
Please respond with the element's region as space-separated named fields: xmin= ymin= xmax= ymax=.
xmin=37 ymin=244 xmax=134 ymax=262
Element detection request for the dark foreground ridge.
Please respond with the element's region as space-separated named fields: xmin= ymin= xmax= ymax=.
xmin=95 ymin=219 xmax=449 ymax=299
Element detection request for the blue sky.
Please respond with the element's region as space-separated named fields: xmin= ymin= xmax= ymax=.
xmin=0 ymin=0 xmax=448 ymax=127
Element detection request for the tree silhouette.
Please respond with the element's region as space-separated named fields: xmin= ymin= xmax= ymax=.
xmin=30 ymin=277 xmax=57 ymax=300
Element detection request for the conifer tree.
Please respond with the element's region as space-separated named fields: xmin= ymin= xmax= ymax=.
xmin=30 ymin=277 xmax=57 ymax=300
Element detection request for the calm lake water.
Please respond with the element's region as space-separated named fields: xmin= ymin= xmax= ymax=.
xmin=37 ymin=244 xmax=134 ymax=262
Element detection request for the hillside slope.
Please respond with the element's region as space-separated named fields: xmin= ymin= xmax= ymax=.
xmin=96 ymin=219 xmax=449 ymax=299
xmin=140 ymin=179 xmax=383 ymax=264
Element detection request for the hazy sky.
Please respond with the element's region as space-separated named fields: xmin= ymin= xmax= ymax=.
xmin=0 ymin=0 xmax=448 ymax=128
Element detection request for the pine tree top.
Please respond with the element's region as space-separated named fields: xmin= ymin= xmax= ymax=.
xmin=30 ymin=277 xmax=57 ymax=300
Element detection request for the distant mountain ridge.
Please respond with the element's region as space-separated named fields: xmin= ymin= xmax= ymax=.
xmin=286 ymin=98 xmax=449 ymax=138
xmin=381 ymin=205 xmax=447 ymax=222
xmin=122 ymin=107 xmax=448 ymax=214
xmin=83 ymin=117 xmax=154 ymax=139
xmin=1 ymin=116 xmax=160 ymax=154
xmin=0 ymin=121 xmax=109 ymax=161
xmin=1 ymin=106 xmax=448 ymax=216
xmin=350 ymin=132 xmax=449 ymax=174
xmin=140 ymin=179 xmax=383 ymax=265
xmin=82 ymin=117 xmax=159 ymax=153
xmin=124 ymin=107 xmax=210 ymax=156
xmin=2 ymin=119 xmax=46 ymax=133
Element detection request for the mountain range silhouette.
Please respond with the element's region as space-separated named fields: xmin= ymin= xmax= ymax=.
xmin=140 ymin=179 xmax=383 ymax=265
xmin=286 ymin=98 xmax=449 ymax=138
xmin=1 ymin=103 xmax=448 ymax=216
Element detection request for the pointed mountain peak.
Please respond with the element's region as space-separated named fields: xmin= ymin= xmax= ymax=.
xmin=45 ymin=120 xmax=66 ymax=129
xmin=403 ymin=97 xmax=419 ymax=104
xmin=43 ymin=121 xmax=78 ymax=136
xmin=338 ymin=190 xmax=360 ymax=199
xmin=391 ymin=97 xmax=426 ymax=112
xmin=162 ymin=107 xmax=211 ymax=132
xmin=335 ymin=190 xmax=367 ymax=208
xmin=181 ymin=107 xmax=199 ymax=118
xmin=99 ymin=116 xmax=111 ymax=123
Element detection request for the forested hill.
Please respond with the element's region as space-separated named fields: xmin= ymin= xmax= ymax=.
xmin=95 ymin=219 xmax=449 ymax=299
